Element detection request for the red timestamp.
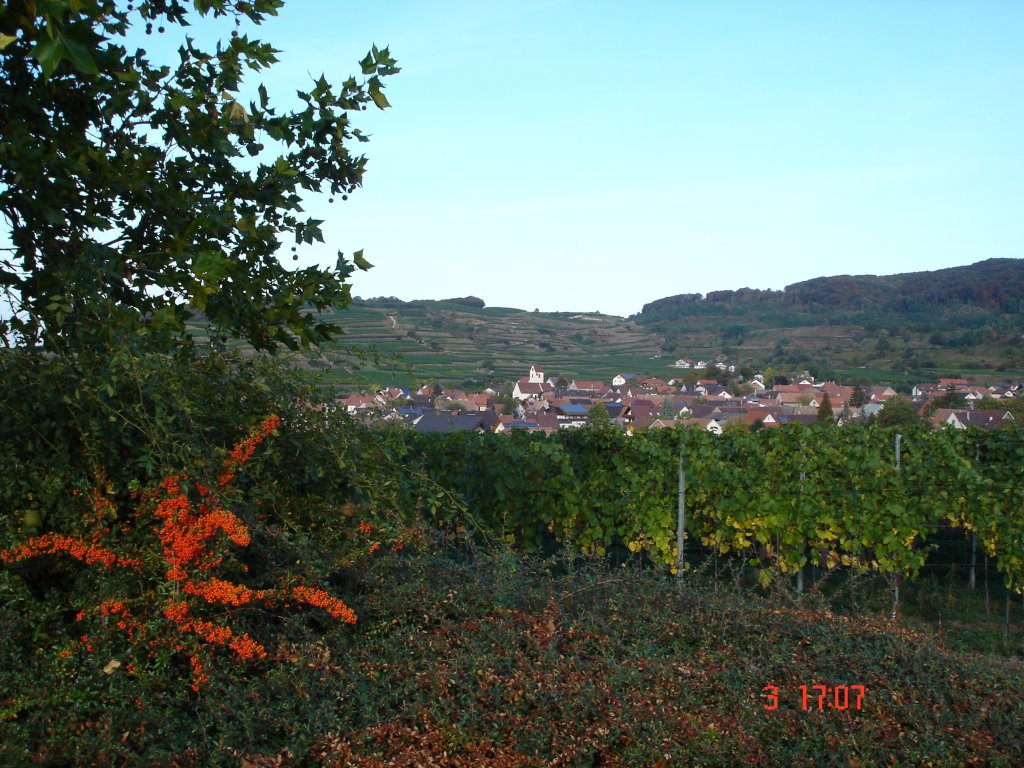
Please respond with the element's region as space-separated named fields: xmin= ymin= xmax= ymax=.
xmin=763 ymin=684 xmax=866 ymax=711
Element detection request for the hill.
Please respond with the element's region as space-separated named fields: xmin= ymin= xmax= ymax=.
xmin=634 ymin=258 xmax=1024 ymax=380
xmin=297 ymin=299 xmax=666 ymax=388
xmin=187 ymin=259 xmax=1024 ymax=389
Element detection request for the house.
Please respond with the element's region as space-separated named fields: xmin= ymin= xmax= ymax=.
xmin=512 ymin=379 xmax=546 ymax=401
xmin=704 ymin=386 xmax=733 ymax=399
xmin=773 ymin=390 xmax=821 ymax=407
xmin=409 ymin=394 xmax=435 ymax=411
xmin=494 ymin=415 xmax=543 ymax=433
xmin=866 ymin=386 xmax=897 ymax=402
xmin=338 ymin=393 xmax=378 ymax=413
xmin=776 ymin=414 xmax=819 ymax=426
xmin=861 ymin=403 xmax=884 ymax=419
xmin=603 ymin=402 xmax=626 ymax=421
xmin=377 ymin=386 xmax=409 ymax=403
xmin=413 ymin=413 xmax=490 ymax=433
xmin=678 ymin=417 xmax=723 ymax=435
xmin=532 ymin=412 xmax=562 ymax=435
xmin=554 ymin=403 xmax=590 ymax=421
xmin=528 ymin=364 xmax=545 ymax=384
xmin=611 ymin=373 xmax=636 ymax=387
xmin=930 ymin=409 xmax=1014 ymax=431
xmin=673 ymin=358 xmax=694 ymax=369
xmin=963 ymin=388 xmax=990 ymax=402
xmin=623 ymin=401 xmax=657 ymax=425
xmin=568 ymin=379 xmax=604 ymax=392
xmin=637 ymin=377 xmax=667 ymax=388
xmin=743 ymin=409 xmax=780 ymax=428
xmin=464 ymin=393 xmax=492 ymax=411
xmin=821 ymin=383 xmax=854 ymax=406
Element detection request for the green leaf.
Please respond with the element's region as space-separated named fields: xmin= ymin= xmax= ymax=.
xmin=30 ymin=38 xmax=67 ymax=79
xmin=359 ymin=50 xmax=375 ymax=75
xmin=115 ymin=68 xmax=142 ymax=83
xmin=0 ymin=33 xmax=18 ymax=51
xmin=61 ymin=34 xmax=99 ymax=75
xmin=368 ymin=77 xmax=390 ymax=109
xmin=353 ymin=250 xmax=373 ymax=271
xmin=193 ymin=251 xmax=231 ymax=284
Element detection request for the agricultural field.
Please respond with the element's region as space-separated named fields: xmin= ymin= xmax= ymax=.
xmin=303 ymin=302 xmax=668 ymax=388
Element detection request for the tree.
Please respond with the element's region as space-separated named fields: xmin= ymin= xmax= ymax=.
xmin=586 ymin=402 xmax=614 ymax=430
xmin=873 ymin=396 xmax=922 ymax=428
xmin=816 ymin=391 xmax=834 ymax=424
xmin=659 ymin=395 xmax=676 ymax=419
xmin=1 ymin=1 xmax=398 ymax=352
xmin=926 ymin=384 xmax=967 ymax=413
xmin=849 ymin=385 xmax=868 ymax=408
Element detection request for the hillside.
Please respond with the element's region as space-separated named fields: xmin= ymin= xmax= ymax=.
xmin=187 ymin=259 xmax=1024 ymax=389
xmin=634 ymin=258 xmax=1024 ymax=380
xmin=300 ymin=299 xmax=666 ymax=388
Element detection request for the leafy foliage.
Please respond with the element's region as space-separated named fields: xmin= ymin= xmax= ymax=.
xmin=816 ymin=391 xmax=833 ymax=423
xmin=7 ymin=545 xmax=1022 ymax=765
xmin=384 ymin=424 xmax=1024 ymax=595
xmin=0 ymin=0 xmax=397 ymax=351
xmin=873 ymin=396 xmax=923 ymax=428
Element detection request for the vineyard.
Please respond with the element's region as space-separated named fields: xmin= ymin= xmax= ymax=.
xmin=3 ymin=350 xmax=1024 ymax=764
xmin=391 ymin=424 xmax=1024 ymax=601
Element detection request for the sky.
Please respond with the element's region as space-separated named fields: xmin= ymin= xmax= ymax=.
xmin=164 ymin=2 xmax=1024 ymax=315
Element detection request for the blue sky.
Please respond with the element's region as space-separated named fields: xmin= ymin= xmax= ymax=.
xmin=215 ymin=2 xmax=1023 ymax=315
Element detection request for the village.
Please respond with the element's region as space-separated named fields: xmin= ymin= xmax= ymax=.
xmin=337 ymin=362 xmax=1021 ymax=435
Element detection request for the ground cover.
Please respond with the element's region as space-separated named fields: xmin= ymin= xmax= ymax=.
xmin=4 ymin=543 xmax=1022 ymax=766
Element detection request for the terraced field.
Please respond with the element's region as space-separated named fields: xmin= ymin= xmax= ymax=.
xmin=185 ymin=297 xmax=1024 ymax=392
xmin=311 ymin=302 xmax=668 ymax=388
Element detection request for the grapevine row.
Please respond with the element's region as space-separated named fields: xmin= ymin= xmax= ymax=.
xmin=385 ymin=425 xmax=1024 ymax=593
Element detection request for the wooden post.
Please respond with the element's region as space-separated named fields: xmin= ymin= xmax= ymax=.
xmin=676 ymin=452 xmax=685 ymax=579
xmin=891 ymin=433 xmax=902 ymax=620
xmin=1004 ymin=591 xmax=1010 ymax=646
xmin=797 ymin=469 xmax=806 ymax=597
xmin=970 ymin=532 xmax=977 ymax=591
xmin=985 ymin=554 xmax=991 ymax=615
xmin=970 ymin=442 xmax=979 ymax=590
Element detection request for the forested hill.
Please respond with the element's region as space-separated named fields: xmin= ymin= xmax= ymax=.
xmin=636 ymin=259 xmax=1024 ymax=328
xmin=633 ymin=259 xmax=1024 ymax=376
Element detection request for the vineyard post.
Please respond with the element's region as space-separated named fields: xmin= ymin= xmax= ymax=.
xmin=797 ymin=469 xmax=806 ymax=596
xmin=970 ymin=441 xmax=979 ymax=590
xmin=985 ymin=553 xmax=990 ymax=615
xmin=891 ymin=433 xmax=903 ymax=620
xmin=970 ymin=532 xmax=978 ymax=591
xmin=1005 ymin=590 xmax=1010 ymax=646
xmin=676 ymin=451 xmax=685 ymax=579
